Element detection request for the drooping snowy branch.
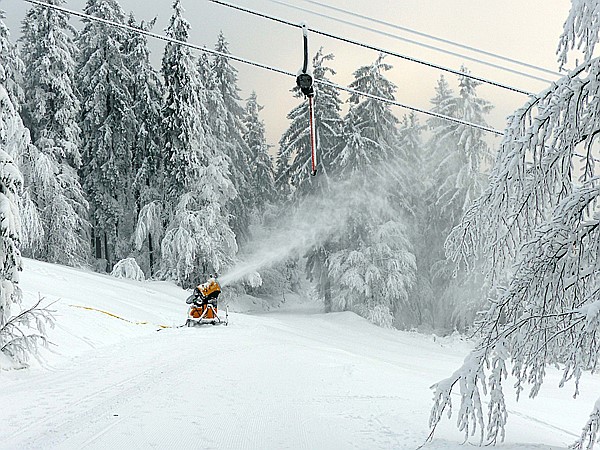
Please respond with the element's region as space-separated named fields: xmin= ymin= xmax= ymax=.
xmin=447 ymin=58 xmax=600 ymax=283
xmin=558 ymin=0 xmax=600 ymax=69
xmin=572 ymin=398 xmax=600 ymax=450
xmin=430 ymin=0 xmax=600 ymax=443
xmin=0 ymin=296 xmax=55 ymax=370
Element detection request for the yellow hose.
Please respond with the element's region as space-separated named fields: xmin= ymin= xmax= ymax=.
xmin=69 ymin=304 xmax=172 ymax=328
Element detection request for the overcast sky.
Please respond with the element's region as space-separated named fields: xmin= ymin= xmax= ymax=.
xmin=2 ymin=0 xmax=573 ymax=148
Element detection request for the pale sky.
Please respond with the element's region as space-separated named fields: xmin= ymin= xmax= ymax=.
xmin=2 ymin=0 xmax=573 ymax=149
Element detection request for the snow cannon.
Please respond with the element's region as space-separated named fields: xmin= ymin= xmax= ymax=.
xmin=185 ymin=275 xmax=228 ymax=326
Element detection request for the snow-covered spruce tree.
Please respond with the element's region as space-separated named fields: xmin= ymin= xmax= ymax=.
xmin=125 ymin=14 xmax=164 ymax=277
xmin=327 ymin=54 xmax=416 ymax=327
xmin=393 ymin=112 xmax=430 ymax=328
xmin=20 ymin=0 xmax=90 ymax=266
xmin=420 ymin=72 xmax=493 ymax=331
xmin=418 ymin=75 xmax=457 ymax=327
xmin=159 ymin=1 xmax=236 ymax=287
xmin=212 ymin=32 xmax=254 ymax=243
xmin=428 ymin=2 xmax=600 ymax=446
xmin=0 ymin=10 xmax=24 ymax=109
xmin=0 ymin=73 xmax=53 ymax=369
xmin=298 ymin=49 xmax=344 ymax=311
xmin=273 ymin=48 xmax=344 ymax=300
xmin=0 ymin=12 xmax=44 ymax=261
xmin=77 ymin=0 xmax=136 ymax=271
xmin=243 ymin=90 xmax=275 ymax=211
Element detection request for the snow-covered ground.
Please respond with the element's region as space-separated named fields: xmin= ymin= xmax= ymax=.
xmin=0 ymin=258 xmax=597 ymax=449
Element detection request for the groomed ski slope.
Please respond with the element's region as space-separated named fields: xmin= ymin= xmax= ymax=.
xmin=0 ymin=259 xmax=597 ymax=449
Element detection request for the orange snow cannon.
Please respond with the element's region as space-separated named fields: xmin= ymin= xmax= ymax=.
xmin=185 ymin=275 xmax=228 ymax=326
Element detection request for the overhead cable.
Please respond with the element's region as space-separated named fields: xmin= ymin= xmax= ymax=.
xmin=257 ymin=0 xmax=554 ymax=87
xmin=296 ymin=0 xmax=562 ymax=78
xmin=208 ymin=0 xmax=539 ymax=96
xmin=23 ymin=0 xmax=294 ymax=78
xmin=21 ymin=0 xmax=600 ymax=164
xmin=23 ymin=0 xmax=505 ymax=136
xmin=266 ymin=0 xmax=555 ymax=84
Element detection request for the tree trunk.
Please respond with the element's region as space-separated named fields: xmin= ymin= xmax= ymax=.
xmin=148 ymin=233 xmax=154 ymax=276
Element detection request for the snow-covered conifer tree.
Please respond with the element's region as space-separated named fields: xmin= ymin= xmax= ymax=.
xmin=0 ymin=82 xmax=25 ymax=368
xmin=159 ymin=1 xmax=236 ymax=287
xmin=0 ymin=8 xmax=43 ymax=258
xmin=0 ymin=10 xmax=24 ymax=109
xmin=418 ymin=73 xmax=493 ymax=331
xmin=276 ymin=49 xmax=345 ymax=305
xmin=243 ymin=91 xmax=275 ymax=211
xmin=212 ymin=32 xmax=254 ymax=243
xmin=428 ymin=1 xmax=600 ymax=446
xmin=76 ymin=0 xmax=136 ymax=271
xmin=327 ymin=55 xmax=416 ymax=326
xmin=125 ymin=14 xmax=164 ymax=276
xmin=0 ymin=11 xmax=52 ymax=369
xmin=21 ymin=0 xmax=90 ymax=266
xmin=393 ymin=112 xmax=432 ymax=327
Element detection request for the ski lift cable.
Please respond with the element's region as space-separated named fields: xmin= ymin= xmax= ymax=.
xmin=22 ymin=0 xmax=505 ymax=136
xmin=26 ymin=0 xmax=600 ymax=167
xmin=265 ymin=0 xmax=556 ymax=86
xmin=316 ymin=79 xmax=504 ymax=135
xmin=27 ymin=0 xmax=600 ymax=166
xmin=23 ymin=0 xmax=295 ymax=77
xmin=208 ymin=0 xmax=544 ymax=94
xmin=290 ymin=0 xmax=563 ymax=78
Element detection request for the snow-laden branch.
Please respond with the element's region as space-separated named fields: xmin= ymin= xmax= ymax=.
xmin=558 ymin=0 xmax=600 ymax=69
xmin=0 ymin=296 xmax=55 ymax=370
xmin=432 ymin=6 xmax=600 ymax=440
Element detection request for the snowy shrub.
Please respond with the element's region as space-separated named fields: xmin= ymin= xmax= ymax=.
xmin=365 ymin=304 xmax=394 ymax=328
xmin=244 ymin=271 xmax=262 ymax=289
xmin=111 ymin=258 xmax=145 ymax=281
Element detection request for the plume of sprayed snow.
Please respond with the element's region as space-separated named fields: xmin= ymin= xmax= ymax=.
xmin=219 ymin=168 xmax=400 ymax=287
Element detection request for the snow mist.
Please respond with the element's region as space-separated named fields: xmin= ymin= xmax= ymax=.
xmin=219 ymin=170 xmax=397 ymax=287
xmin=218 ymin=191 xmax=341 ymax=286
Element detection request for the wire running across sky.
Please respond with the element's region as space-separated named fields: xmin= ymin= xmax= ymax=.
xmin=264 ymin=0 xmax=557 ymax=86
xmin=22 ymin=0 xmax=507 ymax=136
xmin=288 ymin=0 xmax=563 ymax=78
xmin=208 ymin=0 xmax=541 ymax=96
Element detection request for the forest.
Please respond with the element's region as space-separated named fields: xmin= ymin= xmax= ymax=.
xmin=2 ymin=0 xmax=600 ymax=446
xmin=1 ymin=0 xmax=496 ymax=333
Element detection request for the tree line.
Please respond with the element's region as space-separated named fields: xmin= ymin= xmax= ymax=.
xmin=0 ymin=0 xmax=496 ymax=341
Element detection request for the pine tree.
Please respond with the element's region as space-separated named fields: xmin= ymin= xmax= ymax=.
xmin=274 ymin=49 xmax=345 ymax=305
xmin=394 ymin=112 xmax=431 ymax=327
xmin=212 ymin=32 xmax=253 ymax=242
xmin=159 ymin=1 xmax=237 ymax=287
xmin=0 ymin=10 xmax=24 ymax=109
xmin=327 ymin=55 xmax=416 ymax=327
xmin=0 ymin=66 xmax=24 ymax=350
xmin=420 ymin=71 xmax=493 ymax=331
xmin=0 ymin=8 xmax=43 ymax=258
xmin=429 ymin=1 xmax=600 ymax=446
xmin=0 ymin=12 xmax=52 ymax=370
xmin=125 ymin=14 xmax=164 ymax=276
xmin=21 ymin=0 xmax=90 ymax=266
xmin=76 ymin=0 xmax=136 ymax=270
xmin=243 ymin=91 xmax=275 ymax=211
